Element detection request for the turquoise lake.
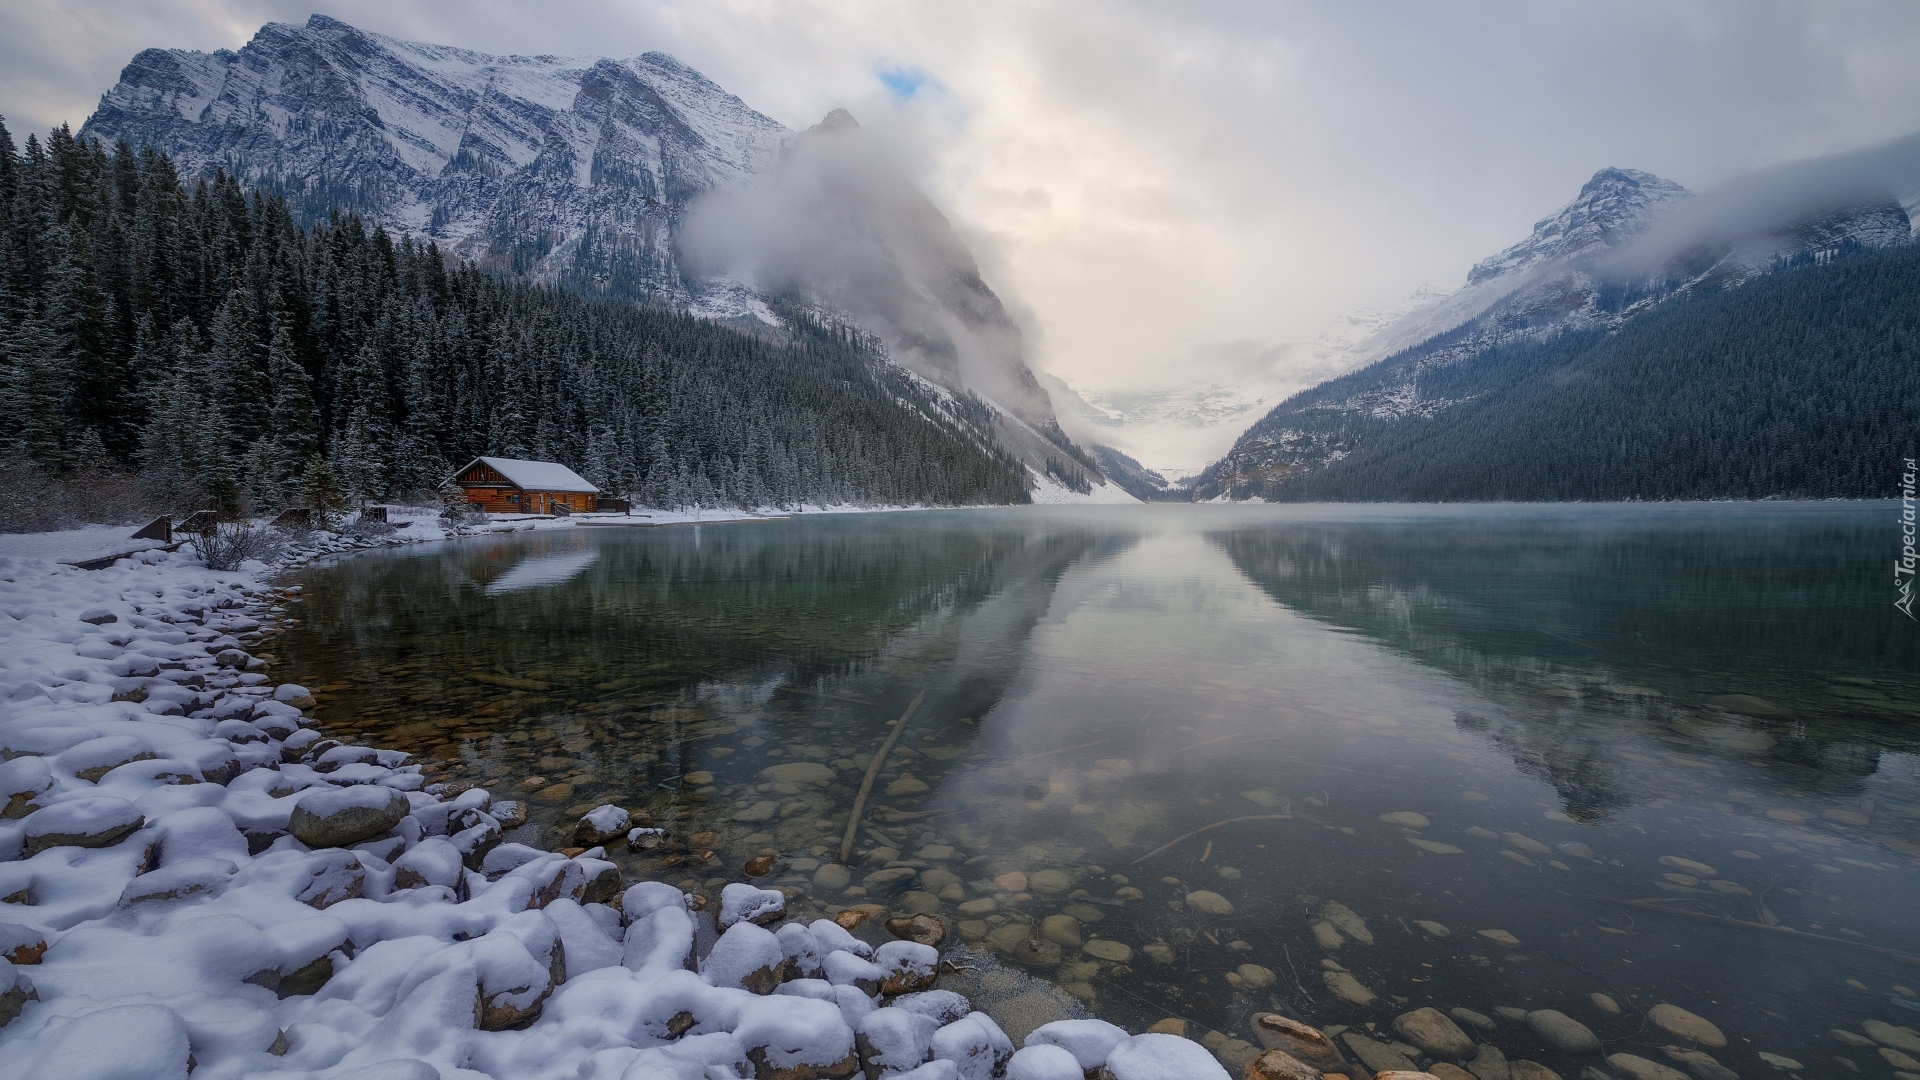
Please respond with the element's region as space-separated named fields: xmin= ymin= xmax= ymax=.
xmin=272 ymin=504 xmax=1920 ymax=1077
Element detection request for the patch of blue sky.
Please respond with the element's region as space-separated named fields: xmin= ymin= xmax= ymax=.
xmin=876 ymin=64 xmax=936 ymax=101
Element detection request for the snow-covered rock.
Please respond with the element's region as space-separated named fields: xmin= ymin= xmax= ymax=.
xmin=288 ymin=785 xmax=408 ymax=848
xmin=1007 ymin=1043 xmax=1085 ymax=1080
xmin=1103 ymin=1032 xmax=1234 ymax=1079
xmin=718 ymin=881 xmax=785 ymax=929
xmin=1025 ymin=1017 xmax=1130 ymax=1070
xmin=0 ymin=523 xmax=1238 ymax=1080
xmin=930 ymin=1012 xmax=1015 ymax=1080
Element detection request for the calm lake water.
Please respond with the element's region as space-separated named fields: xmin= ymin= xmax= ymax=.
xmin=274 ymin=504 xmax=1920 ymax=1077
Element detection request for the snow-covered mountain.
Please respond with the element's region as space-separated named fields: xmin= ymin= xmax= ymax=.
xmin=84 ymin=15 xmax=784 ymax=299
xmin=1190 ymin=142 xmax=1920 ymax=500
xmin=81 ymin=15 xmax=1124 ymax=501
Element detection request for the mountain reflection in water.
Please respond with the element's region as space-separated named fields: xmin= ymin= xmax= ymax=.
xmin=277 ymin=505 xmax=1920 ymax=1077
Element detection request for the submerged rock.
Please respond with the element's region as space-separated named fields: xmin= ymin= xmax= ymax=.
xmin=1323 ymin=970 xmax=1376 ymax=1005
xmin=887 ymin=914 xmax=948 ymax=948
xmin=1343 ymin=1031 xmax=1419 ymax=1073
xmin=1468 ymin=1041 xmax=1511 ymax=1080
xmin=1185 ymin=891 xmax=1233 ymax=915
xmin=1246 ymin=1049 xmax=1321 ymax=1080
xmin=1648 ymin=1003 xmax=1725 ymax=1047
xmin=1252 ymin=1014 xmax=1347 ymax=1072
xmin=1525 ymin=1010 xmax=1600 ymax=1054
xmin=1320 ymin=901 xmax=1373 ymax=944
xmin=1394 ymin=1007 xmax=1476 ymax=1060
xmin=1863 ymin=1020 xmax=1920 ymax=1056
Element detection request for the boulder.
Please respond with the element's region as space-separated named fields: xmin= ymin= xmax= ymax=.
xmin=22 ymin=797 xmax=145 ymax=856
xmin=1865 ymin=1020 xmax=1920 ymax=1055
xmin=1104 ymin=1033 xmax=1232 ymax=1079
xmin=393 ymin=838 xmax=464 ymax=890
xmin=274 ymin=683 xmax=317 ymax=709
xmin=1647 ymin=1004 xmax=1725 ymax=1048
xmin=931 ymin=1012 xmax=1015 ymax=1080
xmin=888 ymin=914 xmax=949 ymax=948
xmin=1468 ymin=1041 xmax=1511 ymax=1080
xmin=1524 ymin=1009 xmax=1599 ymax=1054
xmin=573 ymin=804 xmax=631 ymax=846
xmin=1245 ymin=1049 xmax=1320 ymax=1080
xmin=1027 ymin=1019 xmax=1129 ymax=1071
xmin=1393 ymin=1007 xmax=1476 ymax=1060
xmin=1343 ymin=1032 xmax=1418 ymax=1074
xmin=874 ymin=940 xmax=939 ymax=995
xmin=719 ymin=882 xmax=786 ymax=929
xmin=0 ymin=960 xmax=36 ymax=1028
xmin=1322 ymin=970 xmax=1375 ymax=1005
xmin=294 ymin=849 xmax=366 ymax=909
xmin=1007 ymin=1043 xmax=1084 ymax=1080
xmin=578 ymin=859 xmax=622 ymax=905
xmin=0 ymin=924 xmax=48 ymax=966
xmin=1185 ymin=891 xmax=1233 ymax=915
xmin=858 ymin=1006 xmax=942 ymax=1076
xmin=288 ymin=786 xmax=407 ymax=848
xmin=0 ymin=756 xmax=53 ymax=819
xmin=706 ymin=922 xmax=787 ymax=995
xmin=1605 ymin=1054 xmax=1689 ymax=1080
xmin=119 ymin=858 xmax=238 ymax=908
xmin=1029 ymin=869 xmax=1073 ymax=895
xmin=1252 ymin=1015 xmax=1346 ymax=1073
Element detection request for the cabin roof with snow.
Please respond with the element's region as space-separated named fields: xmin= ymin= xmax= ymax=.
xmin=450 ymin=457 xmax=601 ymax=494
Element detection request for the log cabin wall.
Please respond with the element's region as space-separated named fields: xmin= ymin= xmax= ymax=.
xmin=451 ymin=460 xmax=599 ymax=515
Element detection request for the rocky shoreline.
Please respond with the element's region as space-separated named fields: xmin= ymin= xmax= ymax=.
xmin=0 ymin=524 xmax=1342 ymax=1080
xmin=12 ymin=521 xmax=1889 ymax=1080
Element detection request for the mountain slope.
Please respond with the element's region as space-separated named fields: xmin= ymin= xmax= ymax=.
xmin=1193 ymin=146 xmax=1920 ymax=501
xmin=0 ymin=123 xmax=1028 ymax=509
xmin=84 ymin=15 xmax=783 ymax=298
xmin=80 ymin=15 xmax=1118 ymax=499
xmin=1199 ymin=244 xmax=1920 ymax=501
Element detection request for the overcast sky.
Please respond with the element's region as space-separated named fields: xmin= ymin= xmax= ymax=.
xmin=6 ymin=0 xmax=1920 ymax=393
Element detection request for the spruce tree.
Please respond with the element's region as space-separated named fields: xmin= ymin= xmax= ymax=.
xmin=0 ymin=311 xmax=69 ymax=468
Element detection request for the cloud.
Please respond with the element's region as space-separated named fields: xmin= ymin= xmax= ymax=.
xmin=681 ymin=112 xmax=1054 ymax=423
xmin=7 ymin=0 xmax=1920 ymax=406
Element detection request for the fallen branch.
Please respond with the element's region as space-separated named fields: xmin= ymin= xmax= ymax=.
xmin=839 ymin=691 xmax=926 ymax=864
xmin=1171 ymin=732 xmax=1242 ymax=754
xmin=871 ymin=806 xmax=965 ymax=823
xmin=1127 ymin=813 xmax=1292 ymax=867
xmin=1600 ymin=898 xmax=1920 ymax=966
xmin=1021 ymin=738 xmax=1110 ymax=761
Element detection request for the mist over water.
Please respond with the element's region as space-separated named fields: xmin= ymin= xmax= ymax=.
xmin=275 ymin=505 xmax=1920 ymax=1075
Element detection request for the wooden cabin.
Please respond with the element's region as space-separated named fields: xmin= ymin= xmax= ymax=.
xmin=448 ymin=457 xmax=601 ymax=515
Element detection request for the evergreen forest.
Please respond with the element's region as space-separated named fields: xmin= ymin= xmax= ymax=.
xmin=1199 ymin=244 xmax=1920 ymax=502
xmin=0 ymin=119 xmax=1029 ymax=527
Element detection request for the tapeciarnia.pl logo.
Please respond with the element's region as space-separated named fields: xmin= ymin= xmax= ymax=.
xmin=1901 ymin=457 xmax=1917 ymax=620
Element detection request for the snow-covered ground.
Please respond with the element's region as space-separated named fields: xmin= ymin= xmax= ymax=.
xmin=0 ymin=512 xmax=1233 ymax=1080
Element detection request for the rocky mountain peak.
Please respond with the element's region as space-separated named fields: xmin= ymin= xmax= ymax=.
xmin=1467 ymin=166 xmax=1692 ymax=285
xmin=812 ymin=108 xmax=861 ymax=134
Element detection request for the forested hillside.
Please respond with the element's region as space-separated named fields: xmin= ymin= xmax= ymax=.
xmin=0 ymin=120 xmax=1027 ymax=525
xmin=1197 ymin=244 xmax=1920 ymax=502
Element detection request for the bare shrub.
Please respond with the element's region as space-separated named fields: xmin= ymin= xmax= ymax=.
xmin=342 ymin=514 xmax=396 ymax=540
xmin=192 ymin=522 xmax=286 ymax=571
xmin=0 ymin=462 xmax=202 ymax=533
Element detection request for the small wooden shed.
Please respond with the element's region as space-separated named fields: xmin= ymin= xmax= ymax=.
xmin=448 ymin=457 xmax=601 ymax=515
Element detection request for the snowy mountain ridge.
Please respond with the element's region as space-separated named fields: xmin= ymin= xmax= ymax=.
xmin=82 ymin=15 xmax=1128 ymax=501
xmin=85 ymin=15 xmax=785 ymax=300
xmin=1190 ymin=144 xmax=1920 ymax=500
